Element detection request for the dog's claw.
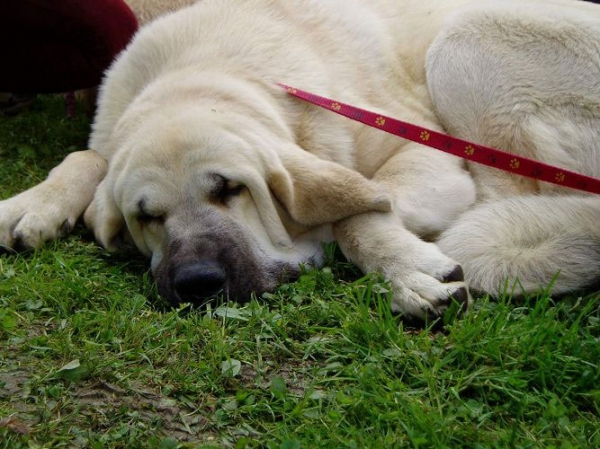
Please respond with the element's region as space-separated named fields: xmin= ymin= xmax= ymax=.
xmin=443 ymin=265 xmax=465 ymax=283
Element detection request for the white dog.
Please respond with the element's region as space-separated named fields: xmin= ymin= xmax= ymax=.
xmin=1 ymin=0 xmax=599 ymax=319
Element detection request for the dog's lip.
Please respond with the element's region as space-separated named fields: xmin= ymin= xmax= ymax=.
xmin=174 ymin=287 xmax=226 ymax=303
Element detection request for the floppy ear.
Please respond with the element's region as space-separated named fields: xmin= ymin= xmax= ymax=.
xmin=83 ymin=178 xmax=128 ymax=251
xmin=268 ymin=150 xmax=391 ymax=226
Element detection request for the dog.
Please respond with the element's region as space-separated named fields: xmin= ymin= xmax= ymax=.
xmin=1 ymin=0 xmax=599 ymax=319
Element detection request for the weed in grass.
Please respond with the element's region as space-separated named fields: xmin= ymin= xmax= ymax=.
xmin=0 ymin=95 xmax=599 ymax=448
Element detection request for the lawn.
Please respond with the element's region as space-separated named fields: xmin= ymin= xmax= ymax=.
xmin=1 ymin=95 xmax=599 ymax=448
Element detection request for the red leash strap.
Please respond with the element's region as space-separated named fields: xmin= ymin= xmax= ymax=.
xmin=279 ymin=84 xmax=600 ymax=195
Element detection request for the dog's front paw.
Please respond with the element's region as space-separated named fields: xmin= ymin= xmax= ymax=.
xmin=387 ymin=244 xmax=471 ymax=320
xmin=334 ymin=214 xmax=472 ymax=321
xmin=1 ymin=150 xmax=107 ymax=252
xmin=0 ymin=187 xmax=76 ymax=251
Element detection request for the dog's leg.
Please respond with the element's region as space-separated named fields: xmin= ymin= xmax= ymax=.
xmin=426 ymin=3 xmax=600 ymax=295
xmin=0 ymin=150 xmax=107 ymax=250
xmin=333 ymin=146 xmax=476 ymax=319
xmin=438 ymin=195 xmax=600 ymax=296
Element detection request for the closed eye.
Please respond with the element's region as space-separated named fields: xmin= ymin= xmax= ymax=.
xmin=212 ymin=174 xmax=246 ymax=203
xmin=137 ymin=198 xmax=165 ymax=224
xmin=222 ymin=182 xmax=245 ymax=197
xmin=138 ymin=211 xmax=165 ymax=224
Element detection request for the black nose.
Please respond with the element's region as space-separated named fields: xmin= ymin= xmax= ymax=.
xmin=173 ymin=261 xmax=227 ymax=305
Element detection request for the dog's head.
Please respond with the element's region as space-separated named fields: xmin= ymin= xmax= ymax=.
xmin=85 ymin=84 xmax=390 ymax=307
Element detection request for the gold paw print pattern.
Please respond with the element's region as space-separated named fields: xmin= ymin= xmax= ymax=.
xmin=509 ymin=158 xmax=520 ymax=170
xmin=331 ymin=102 xmax=341 ymax=111
xmin=555 ymin=172 xmax=566 ymax=183
xmin=420 ymin=131 xmax=430 ymax=141
xmin=464 ymin=145 xmax=475 ymax=156
xmin=375 ymin=116 xmax=386 ymax=126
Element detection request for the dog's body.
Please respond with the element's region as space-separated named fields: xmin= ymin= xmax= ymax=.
xmin=1 ymin=0 xmax=599 ymax=318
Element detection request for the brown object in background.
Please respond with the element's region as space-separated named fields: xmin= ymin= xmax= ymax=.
xmin=0 ymin=0 xmax=138 ymax=93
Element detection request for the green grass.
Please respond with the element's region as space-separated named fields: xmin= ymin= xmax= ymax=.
xmin=1 ymin=96 xmax=599 ymax=448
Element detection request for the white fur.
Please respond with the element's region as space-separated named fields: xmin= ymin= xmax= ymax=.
xmin=0 ymin=0 xmax=599 ymax=318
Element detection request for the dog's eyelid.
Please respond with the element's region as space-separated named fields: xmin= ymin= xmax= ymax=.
xmin=221 ymin=181 xmax=246 ymax=199
xmin=210 ymin=173 xmax=246 ymax=202
xmin=225 ymin=181 xmax=245 ymax=195
xmin=137 ymin=210 xmax=165 ymax=224
xmin=137 ymin=198 xmax=165 ymax=223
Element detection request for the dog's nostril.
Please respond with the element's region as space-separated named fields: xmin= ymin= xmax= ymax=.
xmin=173 ymin=262 xmax=227 ymax=303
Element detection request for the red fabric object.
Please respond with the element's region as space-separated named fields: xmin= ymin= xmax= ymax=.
xmin=0 ymin=0 xmax=138 ymax=93
xmin=281 ymin=84 xmax=600 ymax=195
